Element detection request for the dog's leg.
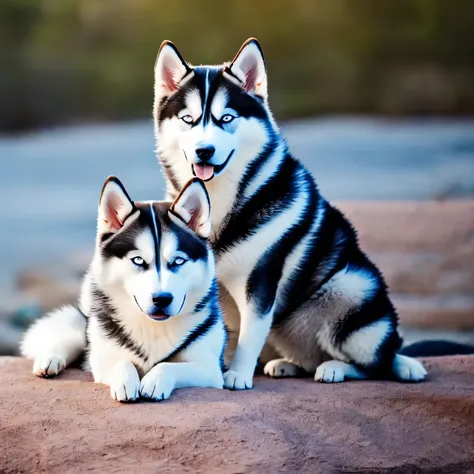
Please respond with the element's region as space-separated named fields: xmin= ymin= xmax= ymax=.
xmin=223 ymin=298 xmax=274 ymax=390
xmin=21 ymin=305 xmax=87 ymax=378
xmin=140 ymin=362 xmax=223 ymax=401
xmin=319 ymin=316 xmax=427 ymax=383
xmin=107 ymin=360 xmax=141 ymax=403
xmin=89 ymin=339 xmax=141 ymax=402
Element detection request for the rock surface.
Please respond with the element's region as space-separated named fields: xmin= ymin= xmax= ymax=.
xmin=1 ymin=357 xmax=473 ymax=473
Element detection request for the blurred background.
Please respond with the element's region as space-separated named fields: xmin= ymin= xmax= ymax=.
xmin=1 ymin=0 xmax=473 ymax=354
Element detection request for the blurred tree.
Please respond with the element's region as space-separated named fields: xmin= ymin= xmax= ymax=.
xmin=1 ymin=0 xmax=473 ymax=131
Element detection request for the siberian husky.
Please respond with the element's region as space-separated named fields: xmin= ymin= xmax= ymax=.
xmin=21 ymin=177 xmax=226 ymax=402
xmin=153 ymin=38 xmax=427 ymax=389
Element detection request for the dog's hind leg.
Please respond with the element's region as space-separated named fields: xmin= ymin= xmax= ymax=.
xmin=21 ymin=305 xmax=87 ymax=378
xmin=316 ymin=317 xmax=426 ymax=383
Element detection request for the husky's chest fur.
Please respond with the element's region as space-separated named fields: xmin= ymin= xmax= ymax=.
xmin=83 ymin=273 xmax=222 ymax=378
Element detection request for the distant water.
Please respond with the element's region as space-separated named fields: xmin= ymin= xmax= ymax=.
xmin=1 ymin=117 xmax=473 ymax=291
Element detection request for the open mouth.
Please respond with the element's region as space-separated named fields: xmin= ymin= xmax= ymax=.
xmin=148 ymin=311 xmax=170 ymax=321
xmin=133 ymin=295 xmax=186 ymax=322
xmin=134 ymin=295 xmax=170 ymax=321
xmin=191 ymin=150 xmax=234 ymax=181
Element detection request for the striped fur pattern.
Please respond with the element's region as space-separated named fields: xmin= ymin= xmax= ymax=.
xmin=153 ymin=38 xmax=427 ymax=389
xmin=21 ymin=177 xmax=226 ymax=402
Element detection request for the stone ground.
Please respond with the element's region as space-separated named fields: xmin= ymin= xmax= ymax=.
xmin=1 ymin=356 xmax=473 ymax=473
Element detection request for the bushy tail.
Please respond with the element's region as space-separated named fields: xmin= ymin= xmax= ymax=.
xmin=20 ymin=305 xmax=87 ymax=377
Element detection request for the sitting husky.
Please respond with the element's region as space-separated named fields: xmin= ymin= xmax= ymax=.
xmin=21 ymin=177 xmax=226 ymax=402
xmin=153 ymin=38 xmax=427 ymax=389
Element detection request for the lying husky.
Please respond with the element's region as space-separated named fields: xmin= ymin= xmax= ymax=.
xmin=21 ymin=177 xmax=226 ymax=402
xmin=153 ymin=38 xmax=427 ymax=389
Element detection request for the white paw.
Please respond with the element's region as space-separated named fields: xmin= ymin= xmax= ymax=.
xmin=264 ymin=359 xmax=300 ymax=378
xmin=223 ymin=369 xmax=253 ymax=390
xmin=140 ymin=364 xmax=175 ymax=401
xmin=109 ymin=361 xmax=140 ymax=403
xmin=392 ymin=354 xmax=427 ymax=382
xmin=33 ymin=356 xmax=66 ymax=378
xmin=315 ymin=361 xmax=346 ymax=383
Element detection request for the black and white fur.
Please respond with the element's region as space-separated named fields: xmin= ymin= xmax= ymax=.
xmin=21 ymin=177 xmax=226 ymax=402
xmin=153 ymin=38 xmax=427 ymax=389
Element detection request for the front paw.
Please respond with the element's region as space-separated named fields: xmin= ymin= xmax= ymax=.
xmin=223 ymin=369 xmax=253 ymax=390
xmin=264 ymin=359 xmax=300 ymax=378
xmin=33 ymin=355 xmax=66 ymax=378
xmin=109 ymin=361 xmax=140 ymax=403
xmin=139 ymin=364 xmax=175 ymax=401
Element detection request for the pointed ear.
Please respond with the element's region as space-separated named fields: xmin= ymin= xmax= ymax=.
xmin=227 ymin=38 xmax=267 ymax=100
xmin=98 ymin=176 xmax=134 ymax=235
xmin=169 ymin=178 xmax=211 ymax=239
xmin=154 ymin=41 xmax=192 ymax=104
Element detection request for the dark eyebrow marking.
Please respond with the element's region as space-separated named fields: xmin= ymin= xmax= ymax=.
xmin=148 ymin=203 xmax=162 ymax=275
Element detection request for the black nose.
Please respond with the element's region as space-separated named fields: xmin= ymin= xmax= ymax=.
xmin=195 ymin=145 xmax=215 ymax=161
xmin=152 ymin=293 xmax=173 ymax=308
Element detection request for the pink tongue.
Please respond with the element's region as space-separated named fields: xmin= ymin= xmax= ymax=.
xmin=194 ymin=164 xmax=214 ymax=181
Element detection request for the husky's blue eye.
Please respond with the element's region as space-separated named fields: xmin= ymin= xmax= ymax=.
xmin=131 ymin=256 xmax=145 ymax=267
xmin=172 ymin=256 xmax=186 ymax=267
xmin=181 ymin=115 xmax=193 ymax=124
xmin=221 ymin=114 xmax=235 ymax=123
